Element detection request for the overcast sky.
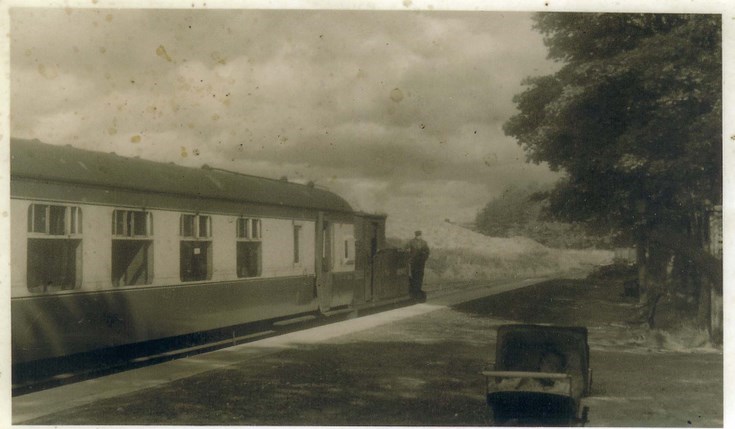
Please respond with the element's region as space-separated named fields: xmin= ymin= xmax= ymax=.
xmin=10 ymin=8 xmax=562 ymax=223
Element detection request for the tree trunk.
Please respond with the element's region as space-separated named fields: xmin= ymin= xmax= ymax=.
xmin=645 ymin=244 xmax=670 ymax=328
xmin=710 ymin=287 xmax=723 ymax=345
xmin=636 ymin=235 xmax=647 ymax=305
xmin=697 ymin=280 xmax=712 ymax=334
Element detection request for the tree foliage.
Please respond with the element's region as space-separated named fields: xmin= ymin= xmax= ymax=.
xmin=475 ymin=185 xmax=610 ymax=248
xmin=475 ymin=185 xmax=545 ymax=235
xmin=504 ymin=13 xmax=721 ymax=238
xmin=503 ymin=13 xmax=722 ymax=328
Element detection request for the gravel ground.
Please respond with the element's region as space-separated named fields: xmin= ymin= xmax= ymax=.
xmin=23 ymin=279 xmax=722 ymax=426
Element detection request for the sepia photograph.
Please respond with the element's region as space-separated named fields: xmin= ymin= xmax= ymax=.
xmin=2 ymin=0 xmax=728 ymax=426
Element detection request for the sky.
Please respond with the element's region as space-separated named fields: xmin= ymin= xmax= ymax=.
xmin=10 ymin=7 xmax=564 ymax=224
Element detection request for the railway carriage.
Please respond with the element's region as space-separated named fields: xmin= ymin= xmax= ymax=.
xmin=10 ymin=138 xmax=410 ymax=364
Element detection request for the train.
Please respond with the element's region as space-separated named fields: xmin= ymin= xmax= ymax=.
xmin=10 ymin=138 xmax=411 ymax=365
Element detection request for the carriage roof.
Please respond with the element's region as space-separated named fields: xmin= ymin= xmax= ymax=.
xmin=10 ymin=138 xmax=353 ymax=214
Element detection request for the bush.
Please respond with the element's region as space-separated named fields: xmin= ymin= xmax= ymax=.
xmin=586 ymin=262 xmax=638 ymax=282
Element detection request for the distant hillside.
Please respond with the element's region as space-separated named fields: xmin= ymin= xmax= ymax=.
xmin=475 ymin=185 xmax=612 ymax=249
xmin=386 ymin=212 xmax=613 ymax=288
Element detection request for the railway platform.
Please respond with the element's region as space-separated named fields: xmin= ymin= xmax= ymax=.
xmin=11 ymin=276 xmax=723 ymax=427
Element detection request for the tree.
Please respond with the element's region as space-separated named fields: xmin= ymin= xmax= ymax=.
xmin=503 ymin=13 xmax=721 ymax=330
xmin=475 ymin=185 xmax=545 ymax=237
xmin=475 ymin=185 xmax=611 ymax=248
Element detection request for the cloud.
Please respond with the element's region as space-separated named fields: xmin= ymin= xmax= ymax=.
xmin=10 ymin=8 xmax=559 ymax=222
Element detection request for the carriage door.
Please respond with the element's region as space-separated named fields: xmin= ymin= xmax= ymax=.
xmin=315 ymin=213 xmax=334 ymax=312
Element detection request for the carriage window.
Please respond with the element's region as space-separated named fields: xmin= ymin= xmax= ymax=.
xmin=237 ymin=217 xmax=249 ymax=238
xmin=181 ymin=214 xmax=211 ymax=238
xmin=180 ymin=241 xmax=213 ymax=281
xmin=70 ymin=206 xmax=81 ymax=234
xmin=237 ymin=242 xmax=261 ymax=278
xmin=180 ymin=214 xmax=213 ymax=281
xmin=199 ymin=215 xmax=211 ymax=238
xmin=112 ymin=210 xmax=154 ymax=286
xmin=181 ymin=214 xmax=196 ymax=237
xmin=28 ymin=204 xmax=82 ymax=235
xmin=237 ymin=217 xmax=262 ymax=278
xmin=27 ymin=204 xmax=83 ymax=293
xmin=252 ymin=219 xmax=261 ymax=239
xmin=29 ymin=204 xmax=47 ymax=232
xmin=237 ymin=218 xmax=261 ymax=239
xmin=293 ymin=224 xmax=302 ymax=264
xmin=322 ymin=221 xmax=332 ymax=272
xmin=113 ymin=210 xmax=153 ymax=237
xmin=344 ymin=237 xmax=355 ymax=265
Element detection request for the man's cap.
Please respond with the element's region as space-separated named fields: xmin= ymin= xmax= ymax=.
xmin=414 ymin=230 xmax=422 ymax=236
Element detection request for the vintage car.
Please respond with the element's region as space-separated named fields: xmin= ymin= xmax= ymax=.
xmin=482 ymin=324 xmax=592 ymax=426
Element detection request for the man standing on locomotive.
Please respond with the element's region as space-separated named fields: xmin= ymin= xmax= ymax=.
xmin=407 ymin=230 xmax=430 ymax=301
